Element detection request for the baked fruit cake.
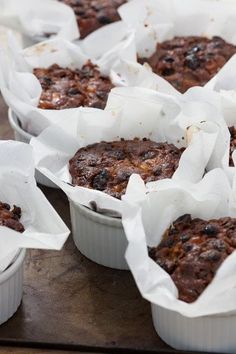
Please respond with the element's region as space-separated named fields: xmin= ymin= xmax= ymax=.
xmin=69 ymin=138 xmax=184 ymax=199
xmin=0 ymin=202 xmax=24 ymax=233
xmin=139 ymin=36 xmax=236 ymax=93
xmin=229 ymin=126 xmax=236 ymax=166
xmin=149 ymin=214 xmax=236 ymax=303
xmin=34 ymin=61 xmax=114 ymax=110
xmin=59 ymin=0 xmax=127 ymax=38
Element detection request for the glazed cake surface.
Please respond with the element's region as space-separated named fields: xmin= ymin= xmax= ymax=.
xmin=69 ymin=138 xmax=184 ymax=199
xmin=34 ymin=61 xmax=114 ymax=110
xmin=149 ymin=214 xmax=236 ymax=303
xmin=139 ymin=36 xmax=236 ymax=93
xmin=0 ymin=202 xmax=24 ymax=233
xmin=59 ymin=0 xmax=127 ymax=38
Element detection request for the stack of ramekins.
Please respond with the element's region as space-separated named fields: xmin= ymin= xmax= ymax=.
xmin=2 ymin=0 xmax=236 ymax=352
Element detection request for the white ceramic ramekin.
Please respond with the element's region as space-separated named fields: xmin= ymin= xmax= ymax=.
xmin=8 ymin=109 xmax=57 ymax=188
xmin=0 ymin=249 xmax=25 ymax=325
xmin=151 ymin=303 xmax=236 ymax=353
xmin=69 ymin=200 xmax=129 ymax=270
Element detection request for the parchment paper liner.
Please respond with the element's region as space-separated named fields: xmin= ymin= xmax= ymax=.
xmin=121 ymin=169 xmax=236 ymax=352
xmin=0 ymin=0 xmax=79 ymax=42
xmin=115 ymin=0 xmax=236 ymax=95
xmin=119 ymin=0 xmax=236 ymax=56
xmin=29 ymin=86 xmax=222 ymax=214
xmin=0 ymin=140 xmax=70 ymax=273
xmin=8 ymin=109 xmax=58 ymax=188
xmin=28 ymin=86 xmax=223 ymax=267
xmin=0 ymin=32 xmax=136 ymax=136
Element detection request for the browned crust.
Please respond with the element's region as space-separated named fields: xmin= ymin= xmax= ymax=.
xmin=139 ymin=36 xmax=236 ymax=93
xmin=0 ymin=202 xmax=24 ymax=233
xmin=34 ymin=61 xmax=114 ymax=110
xmin=59 ymin=0 xmax=127 ymax=38
xmin=149 ymin=214 xmax=236 ymax=303
xmin=69 ymin=138 xmax=184 ymax=199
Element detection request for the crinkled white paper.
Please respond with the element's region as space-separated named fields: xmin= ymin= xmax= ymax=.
xmin=0 ymin=140 xmax=70 ymax=272
xmin=120 ymin=0 xmax=236 ymax=57
xmin=122 ymin=168 xmax=236 ymax=317
xmin=177 ymin=87 xmax=232 ymax=179
xmin=0 ymin=32 xmax=137 ymax=136
xmin=112 ymin=62 xmax=232 ymax=184
xmin=30 ymin=86 xmax=222 ymax=215
xmin=206 ymin=55 xmax=236 ymax=128
xmin=78 ymin=20 xmax=136 ymax=63
xmin=173 ymin=73 xmax=236 ymax=184
xmin=110 ymin=59 xmax=180 ymax=96
xmin=103 ymin=0 xmax=236 ymax=182
xmin=0 ymin=0 xmax=79 ymax=44
xmin=117 ymin=0 xmax=236 ymax=104
xmin=119 ymin=0 xmax=173 ymax=57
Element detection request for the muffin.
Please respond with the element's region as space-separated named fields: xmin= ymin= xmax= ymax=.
xmin=149 ymin=214 xmax=236 ymax=303
xmin=139 ymin=36 xmax=236 ymax=93
xmin=69 ymin=138 xmax=184 ymax=199
xmin=59 ymin=0 xmax=127 ymax=39
xmin=0 ymin=202 xmax=24 ymax=233
xmin=34 ymin=61 xmax=114 ymax=110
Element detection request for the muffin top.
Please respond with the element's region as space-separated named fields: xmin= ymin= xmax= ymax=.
xmin=69 ymin=138 xmax=184 ymax=199
xmin=149 ymin=214 xmax=236 ymax=303
xmin=139 ymin=36 xmax=236 ymax=93
xmin=0 ymin=202 xmax=24 ymax=233
xmin=59 ymin=0 xmax=127 ymax=38
xmin=34 ymin=61 xmax=114 ymax=110
xmin=229 ymin=126 xmax=236 ymax=166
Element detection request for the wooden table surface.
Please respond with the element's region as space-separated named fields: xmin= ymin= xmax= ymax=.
xmin=0 ymin=97 xmax=213 ymax=354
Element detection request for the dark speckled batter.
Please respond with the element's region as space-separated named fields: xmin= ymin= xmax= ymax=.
xmin=0 ymin=202 xmax=24 ymax=233
xmin=59 ymin=0 xmax=127 ymax=38
xmin=34 ymin=61 xmax=114 ymax=110
xmin=69 ymin=138 xmax=184 ymax=199
xmin=139 ymin=36 xmax=236 ymax=93
xmin=149 ymin=214 xmax=236 ymax=303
